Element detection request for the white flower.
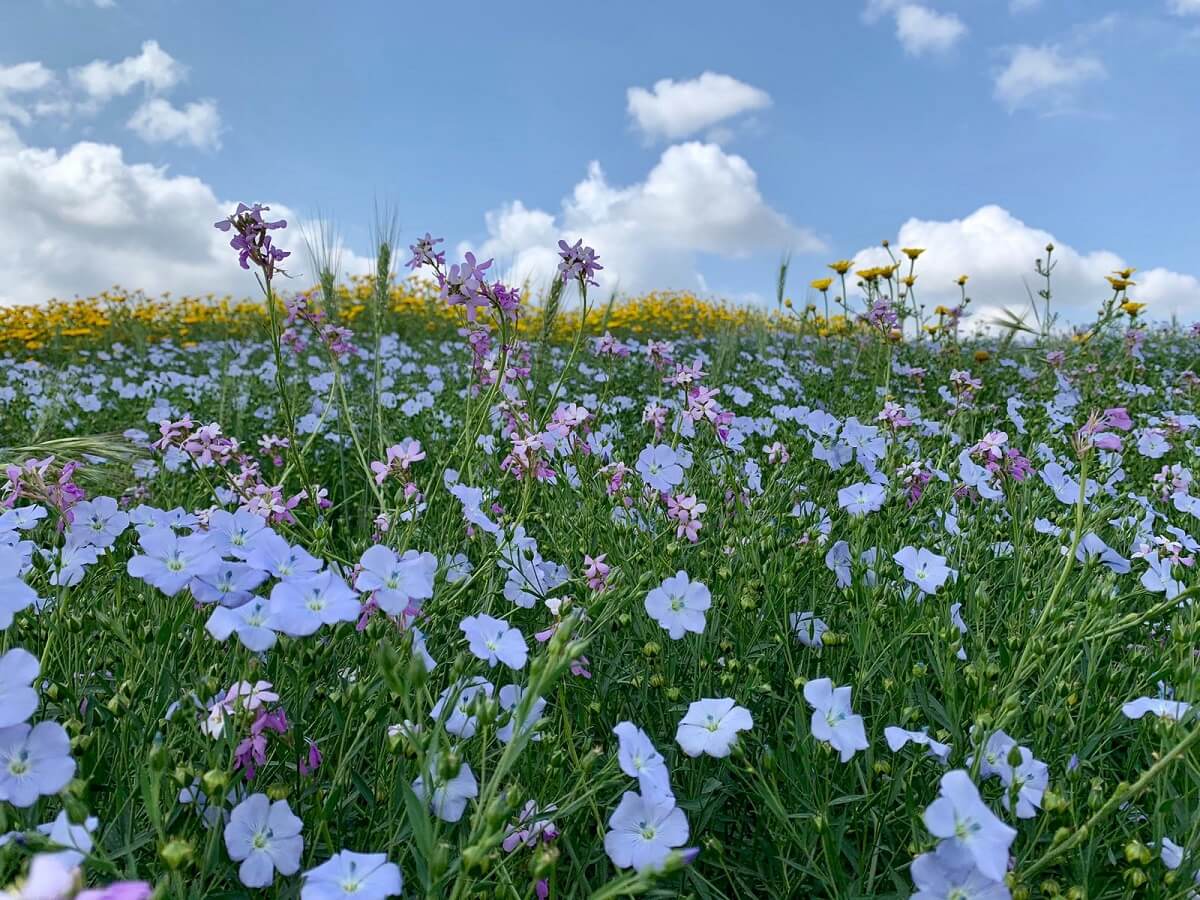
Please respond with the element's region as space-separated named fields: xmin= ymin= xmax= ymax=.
xmin=803 ymin=678 xmax=868 ymax=763
xmin=644 ymin=571 xmax=710 ymax=639
xmin=675 ymin=698 xmax=752 ymax=758
xmin=223 ymin=794 xmax=304 ymax=888
xmin=612 ymin=722 xmax=673 ymax=802
xmin=603 ymin=791 xmax=689 ymax=873
xmin=790 ymin=612 xmax=828 ymax=648
xmin=923 ymin=770 xmax=1017 ymax=882
xmin=1122 ymin=696 xmax=1192 ymax=721
xmin=460 ymin=614 xmax=528 ymax=670
xmin=884 ymin=726 xmax=951 ymax=764
xmin=412 ymin=753 xmax=477 ymax=823
xmin=300 ymin=850 xmax=403 ymax=899
xmin=0 ymin=648 xmax=39 ymax=729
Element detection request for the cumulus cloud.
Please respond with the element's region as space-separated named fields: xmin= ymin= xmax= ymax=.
xmin=865 ymin=2 xmax=967 ymax=55
xmin=849 ymin=205 xmax=1200 ymax=326
xmin=0 ymin=129 xmax=370 ymax=305
xmin=993 ymin=44 xmax=1105 ymax=111
xmin=0 ymin=63 xmax=57 ymax=125
xmin=127 ymin=98 xmax=221 ymax=150
xmin=893 ymin=5 xmax=967 ymax=56
xmin=626 ymin=72 xmax=771 ymax=142
xmin=463 ymin=141 xmax=822 ymax=295
xmin=69 ymin=40 xmax=183 ymax=103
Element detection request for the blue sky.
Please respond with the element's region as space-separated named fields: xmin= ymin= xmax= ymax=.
xmin=2 ymin=0 xmax=1200 ymax=320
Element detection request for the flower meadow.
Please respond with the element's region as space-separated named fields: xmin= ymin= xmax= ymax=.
xmin=0 ymin=208 xmax=1195 ymax=900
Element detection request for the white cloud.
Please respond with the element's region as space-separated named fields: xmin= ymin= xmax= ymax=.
xmin=993 ymin=44 xmax=1105 ymax=111
xmin=463 ymin=141 xmax=822 ymax=295
xmin=894 ymin=5 xmax=967 ymax=56
xmin=0 ymin=130 xmax=370 ymax=305
xmin=626 ymin=72 xmax=771 ymax=142
xmin=849 ymin=205 xmax=1200 ymax=324
xmin=0 ymin=63 xmax=57 ymax=125
xmin=864 ymin=2 xmax=967 ymax=55
xmin=1168 ymin=0 xmax=1200 ymax=14
xmin=69 ymin=40 xmax=183 ymax=103
xmin=128 ymin=98 xmax=221 ymax=150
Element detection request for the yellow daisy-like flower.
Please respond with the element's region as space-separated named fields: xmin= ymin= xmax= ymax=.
xmin=810 ymin=278 xmax=833 ymax=292
xmin=902 ymin=247 xmax=925 ymax=260
xmin=1113 ymin=267 xmax=1136 ymax=279
xmin=1106 ymin=276 xmax=1136 ymax=291
xmin=955 ymin=275 xmax=969 ymax=286
xmin=828 ymin=260 xmax=854 ymax=275
xmin=973 ymin=350 xmax=991 ymax=363
xmin=1121 ymin=301 xmax=1146 ymax=316
xmin=934 ymin=305 xmax=952 ymax=316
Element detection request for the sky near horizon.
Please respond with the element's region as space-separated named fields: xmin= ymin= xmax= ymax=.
xmin=2 ymin=0 xmax=1200 ymax=324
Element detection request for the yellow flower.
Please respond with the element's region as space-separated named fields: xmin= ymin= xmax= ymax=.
xmin=810 ymin=278 xmax=833 ymax=292
xmin=973 ymin=349 xmax=990 ymax=363
xmin=1121 ymin=301 xmax=1146 ymax=316
xmin=828 ymin=260 xmax=854 ymax=275
xmin=901 ymin=275 xmax=917 ymax=287
xmin=902 ymin=247 xmax=925 ymax=260
xmin=1113 ymin=267 xmax=1136 ymax=279
xmin=934 ymin=305 xmax=952 ymax=316
xmin=955 ymin=275 xmax=969 ymax=286
xmin=1106 ymin=276 xmax=1135 ymax=291
xmin=856 ymin=268 xmax=881 ymax=282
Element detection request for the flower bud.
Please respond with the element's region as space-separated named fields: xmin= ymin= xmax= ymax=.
xmin=160 ymin=838 xmax=193 ymax=870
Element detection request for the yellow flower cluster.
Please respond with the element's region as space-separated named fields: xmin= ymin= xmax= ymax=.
xmin=0 ymin=280 xmax=791 ymax=355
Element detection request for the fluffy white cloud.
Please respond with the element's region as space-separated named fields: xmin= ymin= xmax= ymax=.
xmin=893 ymin=5 xmax=967 ymax=56
xmin=463 ymin=141 xmax=822 ymax=295
xmin=69 ymin=40 xmax=183 ymax=102
xmin=849 ymin=205 xmax=1200 ymax=326
xmin=127 ymin=98 xmax=221 ymax=150
xmin=626 ymin=72 xmax=771 ymax=142
xmin=864 ymin=2 xmax=966 ymax=55
xmin=1168 ymin=0 xmax=1200 ymax=14
xmin=993 ymin=45 xmax=1105 ymax=111
xmin=0 ymin=130 xmax=370 ymax=306
xmin=0 ymin=63 xmax=57 ymax=125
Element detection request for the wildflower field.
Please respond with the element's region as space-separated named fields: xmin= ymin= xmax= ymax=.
xmin=0 ymin=210 xmax=1196 ymax=900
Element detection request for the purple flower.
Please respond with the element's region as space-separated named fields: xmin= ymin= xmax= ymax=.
xmin=837 ymin=481 xmax=886 ymax=517
xmin=557 ymin=238 xmax=603 ymax=287
xmin=126 ymin=529 xmax=220 ymax=596
xmin=268 ymin=569 xmax=361 ymax=637
xmin=206 ymin=598 xmax=278 ymax=652
xmin=354 ymin=546 xmax=437 ymax=617
xmin=214 ymin=203 xmax=290 ymax=279
xmin=406 ymin=233 xmax=445 ymax=271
